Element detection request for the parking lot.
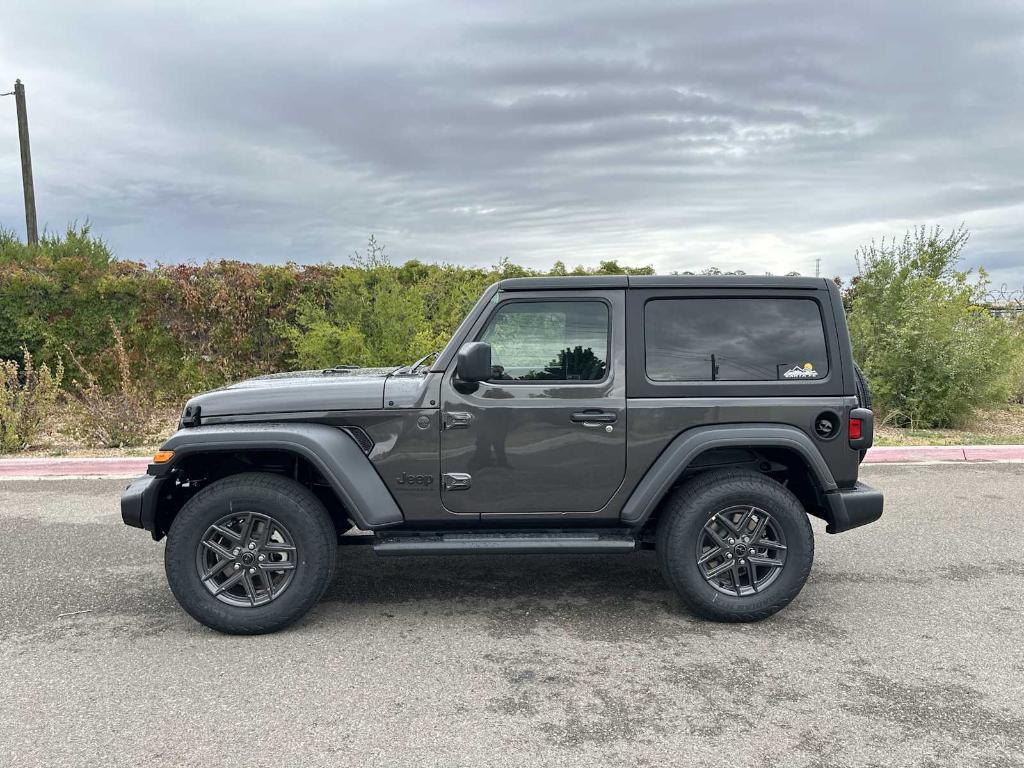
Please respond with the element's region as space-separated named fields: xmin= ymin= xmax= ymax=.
xmin=1 ymin=462 xmax=1022 ymax=767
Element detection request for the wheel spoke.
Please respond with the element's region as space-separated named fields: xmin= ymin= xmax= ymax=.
xmin=748 ymin=555 xmax=783 ymax=568
xmin=747 ymin=562 xmax=759 ymax=592
xmin=715 ymin=514 xmax=741 ymax=535
xmin=256 ymin=568 xmax=274 ymax=600
xmin=239 ymin=513 xmax=256 ymax=546
xmin=698 ymin=547 xmax=723 ymax=566
xmin=242 ymin=572 xmax=258 ymax=605
xmin=747 ymin=515 xmax=769 ymax=546
xmin=202 ymin=539 xmax=235 ymax=560
xmin=202 ymin=558 xmax=232 ymax=581
xmin=212 ymin=569 xmax=245 ymax=596
xmin=704 ymin=525 xmax=729 ymax=550
xmin=760 ymin=540 xmax=787 ymax=552
xmin=262 ymin=542 xmax=296 ymax=552
xmin=211 ymin=524 xmax=240 ymax=542
xmin=258 ymin=518 xmax=274 ymax=547
xmin=704 ymin=559 xmax=733 ymax=579
xmin=730 ymin=563 xmax=742 ymax=594
xmin=736 ymin=506 xmax=756 ymax=533
xmin=259 ymin=560 xmax=295 ymax=571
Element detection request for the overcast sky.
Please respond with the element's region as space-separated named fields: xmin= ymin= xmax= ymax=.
xmin=1 ymin=0 xmax=1022 ymax=286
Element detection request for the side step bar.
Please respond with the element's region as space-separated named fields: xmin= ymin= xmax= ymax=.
xmin=372 ymin=530 xmax=638 ymax=556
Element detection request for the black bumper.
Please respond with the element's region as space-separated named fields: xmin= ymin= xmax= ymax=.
xmin=121 ymin=474 xmax=163 ymax=532
xmin=824 ymin=482 xmax=884 ymax=534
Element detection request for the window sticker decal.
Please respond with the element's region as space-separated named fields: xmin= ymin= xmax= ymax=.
xmin=782 ymin=362 xmax=819 ymax=379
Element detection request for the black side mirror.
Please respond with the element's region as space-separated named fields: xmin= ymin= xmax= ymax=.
xmin=456 ymin=342 xmax=492 ymax=383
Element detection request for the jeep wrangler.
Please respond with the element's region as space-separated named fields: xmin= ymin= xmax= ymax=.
xmin=121 ymin=275 xmax=882 ymax=634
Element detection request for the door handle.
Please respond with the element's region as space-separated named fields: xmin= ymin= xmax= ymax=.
xmin=570 ymin=410 xmax=617 ymax=426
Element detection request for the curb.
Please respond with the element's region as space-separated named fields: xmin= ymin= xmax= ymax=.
xmin=0 ymin=456 xmax=149 ymax=480
xmin=2 ymin=445 xmax=1024 ymax=479
xmin=861 ymin=445 xmax=1024 ymax=464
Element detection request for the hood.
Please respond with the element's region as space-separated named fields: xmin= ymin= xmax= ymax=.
xmin=185 ymin=367 xmax=398 ymax=419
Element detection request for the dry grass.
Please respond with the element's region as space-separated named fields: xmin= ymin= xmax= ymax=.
xmin=874 ymin=405 xmax=1024 ymax=446
xmin=9 ymin=400 xmax=179 ymax=458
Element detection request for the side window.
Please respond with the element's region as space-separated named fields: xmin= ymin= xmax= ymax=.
xmin=480 ymin=300 xmax=609 ymax=382
xmin=645 ymin=298 xmax=829 ymax=382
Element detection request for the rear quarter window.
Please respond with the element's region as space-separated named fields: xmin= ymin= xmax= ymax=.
xmin=644 ymin=298 xmax=829 ymax=382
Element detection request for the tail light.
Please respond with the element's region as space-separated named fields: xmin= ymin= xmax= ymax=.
xmin=848 ymin=418 xmax=863 ymax=440
xmin=848 ymin=408 xmax=873 ymax=450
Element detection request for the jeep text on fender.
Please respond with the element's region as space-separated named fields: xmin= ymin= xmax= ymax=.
xmin=121 ymin=275 xmax=882 ymax=634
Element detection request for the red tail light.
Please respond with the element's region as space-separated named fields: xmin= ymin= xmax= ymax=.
xmin=849 ymin=418 xmax=863 ymax=440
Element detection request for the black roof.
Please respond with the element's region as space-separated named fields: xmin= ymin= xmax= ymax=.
xmin=497 ymin=275 xmax=828 ymax=291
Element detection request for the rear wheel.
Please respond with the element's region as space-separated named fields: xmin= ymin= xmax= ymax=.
xmin=656 ymin=469 xmax=814 ymax=622
xmin=165 ymin=472 xmax=336 ymax=634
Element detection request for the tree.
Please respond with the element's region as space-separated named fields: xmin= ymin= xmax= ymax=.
xmin=847 ymin=225 xmax=1018 ymax=427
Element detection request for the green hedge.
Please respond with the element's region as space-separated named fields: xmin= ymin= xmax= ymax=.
xmin=1 ymin=224 xmax=1020 ymax=429
xmin=0 ymin=226 xmax=652 ymax=398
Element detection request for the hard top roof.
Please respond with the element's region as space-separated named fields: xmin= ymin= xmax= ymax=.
xmin=496 ymin=274 xmax=829 ymax=291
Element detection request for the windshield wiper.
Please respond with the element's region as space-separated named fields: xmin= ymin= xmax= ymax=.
xmin=322 ymin=364 xmax=360 ymax=374
xmin=396 ymin=350 xmax=440 ymax=375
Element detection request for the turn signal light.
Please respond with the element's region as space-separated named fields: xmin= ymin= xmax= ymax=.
xmin=152 ymin=450 xmax=175 ymax=464
xmin=848 ymin=418 xmax=863 ymax=441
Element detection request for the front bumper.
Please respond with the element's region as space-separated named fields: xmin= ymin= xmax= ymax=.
xmin=823 ymin=482 xmax=884 ymax=534
xmin=121 ymin=474 xmax=163 ymax=533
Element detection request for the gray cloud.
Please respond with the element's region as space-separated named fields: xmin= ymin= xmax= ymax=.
xmin=0 ymin=0 xmax=1022 ymax=287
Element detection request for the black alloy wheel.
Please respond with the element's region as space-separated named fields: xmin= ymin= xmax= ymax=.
xmin=195 ymin=511 xmax=298 ymax=607
xmin=696 ymin=505 xmax=787 ymax=596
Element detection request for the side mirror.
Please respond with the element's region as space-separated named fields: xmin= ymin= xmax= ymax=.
xmin=456 ymin=342 xmax=492 ymax=383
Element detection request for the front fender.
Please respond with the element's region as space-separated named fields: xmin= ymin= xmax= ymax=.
xmin=619 ymin=424 xmax=837 ymax=526
xmin=152 ymin=423 xmax=404 ymax=530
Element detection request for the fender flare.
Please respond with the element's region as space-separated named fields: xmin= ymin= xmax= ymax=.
xmin=154 ymin=423 xmax=404 ymax=530
xmin=619 ymin=424 xmax=837 ymax=526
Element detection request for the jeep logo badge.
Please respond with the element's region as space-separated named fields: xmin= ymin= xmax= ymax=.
xmin=396 ymin=472 xmax=434 ymax=487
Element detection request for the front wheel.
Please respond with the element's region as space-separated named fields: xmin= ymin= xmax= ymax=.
xmin=165 ymin=472 xmax=337 ymax=634
xmin=656 ymin=470 xmax=814 ymax=622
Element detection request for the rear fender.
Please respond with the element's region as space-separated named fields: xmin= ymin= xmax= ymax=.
xmin=620 ymin=424 xmax=837 ymax=526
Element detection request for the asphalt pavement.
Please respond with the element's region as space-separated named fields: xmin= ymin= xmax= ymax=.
xmin=1 ymin=463 xmax=1022 ymax=768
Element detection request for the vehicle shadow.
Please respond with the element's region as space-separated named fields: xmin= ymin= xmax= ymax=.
xmin=321 ymin=546 xmax=669 ymax=606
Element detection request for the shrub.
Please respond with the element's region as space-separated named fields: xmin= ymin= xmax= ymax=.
xmin=847 ymin=225 xmax=1018 ymax=428
xmin=64 ymin=321 xmax=160 ymax=448
xmin=1007 ymin=319 xmax=1024 ymax=405
xmin=0 ymin=348 xmax=63 ymax=453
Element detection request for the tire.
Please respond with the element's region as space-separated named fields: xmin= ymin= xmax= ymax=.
xmin=656 ymin=469 xmax=814 ymax=622
xmin=165 ymin=472 xmax=337 ymax=634
xmin=853 ymin=364 xmax=872 ymax=462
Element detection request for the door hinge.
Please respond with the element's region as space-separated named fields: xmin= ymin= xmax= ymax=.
xmin=444 ymin=412 xmax=474 ymax=430
xmin=442 ymin=472 xmax=472 ymax=491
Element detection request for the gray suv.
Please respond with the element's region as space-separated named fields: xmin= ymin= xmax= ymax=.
xmin=122 ymin=275 xmax=882 ymax=634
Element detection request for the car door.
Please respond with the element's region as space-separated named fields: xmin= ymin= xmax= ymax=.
xmin=439 ymin=289 xmax=626 ymax=515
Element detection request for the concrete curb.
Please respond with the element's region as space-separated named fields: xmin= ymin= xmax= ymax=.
xmin=2 ymin=445 xmax=1024 ymax=479
xmin=861 ymin=445 xmax=1024 ymax=464
xmin=0 ymin=456 xmax=149 ymax=479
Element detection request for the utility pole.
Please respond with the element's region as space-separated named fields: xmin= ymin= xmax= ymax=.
xmin=814 ymin=257 xmax=821 ymax=278
xmin=3 ymin=79 xmax=39 ymax=245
